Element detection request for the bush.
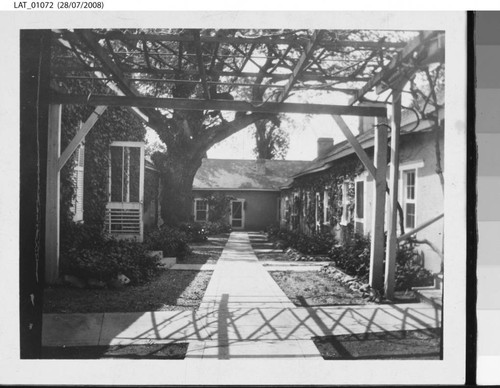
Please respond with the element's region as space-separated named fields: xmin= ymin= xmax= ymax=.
xmin=179 ymin=222 xmax=208 ymax=242
xmin=60 ymin=222 xmax=112 ymax=253
xmin=266 ymin=227 xmax=335 ymax=255
xmin=144 ymin=226 xmax=192 ymax=257
xmin=394 ymin=240 xmax=435 ymax=291
xmin=205 ymin=221 xmax=232 ymax=235
xmin=328 ymin=232 xmax=371 ymax=281
xmin=328 ymin=234 xmax=435 ymax=291
xmin=61 ymin=240 xmax=161 ymax=285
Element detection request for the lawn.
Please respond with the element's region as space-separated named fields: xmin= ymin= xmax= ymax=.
xmin=270 ymin=271 xmax=370 ymax=307
xmin=43 ymin=234 xmax=229 ymax=314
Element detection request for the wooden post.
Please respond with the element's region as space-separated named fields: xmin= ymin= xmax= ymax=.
xmin=369 ymin=123 xmax=388 ymax=292
xmin=45 ymin=104 xmax=62 ymax=284
xmin=384 ymin=90 xmax=402 ymax=300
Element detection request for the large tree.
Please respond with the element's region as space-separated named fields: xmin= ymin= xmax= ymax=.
xmin=52 ymin=28 xmax=419 ymax=225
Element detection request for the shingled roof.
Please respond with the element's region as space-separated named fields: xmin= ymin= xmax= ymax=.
xmin=193 ymin=159 xmax=310 ymax=191
xmin=290 ymin=103 xmax=444 ymax=181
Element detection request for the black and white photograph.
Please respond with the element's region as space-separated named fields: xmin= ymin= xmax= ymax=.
xmin=2 ymin=8 xmax=468 ymax=386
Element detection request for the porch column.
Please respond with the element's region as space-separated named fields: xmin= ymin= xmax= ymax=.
xmin=384 ymin=90 xmax=402 ymax=299
xmin=369 ymin=123 xmax=388 ymax=292
xmin=45 ymin=104 xmax=61 ymax=284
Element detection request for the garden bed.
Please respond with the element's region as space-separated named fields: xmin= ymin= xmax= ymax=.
xmin=43 ymin=270 xmax=212 ymax=313
xmin=43 ymin=234 xmax=228 ymax=314
xmin=269 ymin=271 xmax=371 ymax=307
xmin=42 ymin=343 xmax=188 ymax=359
xmin=312 ymin=328 xmax=441 ymax=360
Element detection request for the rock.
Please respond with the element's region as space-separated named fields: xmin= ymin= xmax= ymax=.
xmin=63 ymin=274 xmax=86 ymax=289
xmin=108 ymin=273 xmax=131 ymax=289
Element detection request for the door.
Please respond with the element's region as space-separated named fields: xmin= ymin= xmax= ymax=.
xmin=105 ymin=141 xmax=145 ymax=242
xmin=230 ymin=199 xmax=245 ymax=229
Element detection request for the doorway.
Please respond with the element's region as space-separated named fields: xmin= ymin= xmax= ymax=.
xmin=230 ymin=199 xmax=245 ymax=229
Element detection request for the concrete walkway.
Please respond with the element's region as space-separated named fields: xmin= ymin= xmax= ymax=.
xmin=42 ymin=232 xmax=442 ymax=360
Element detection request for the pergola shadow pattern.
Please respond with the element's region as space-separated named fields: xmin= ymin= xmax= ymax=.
xmin=42 ymin=232 xmax=441 ymax=360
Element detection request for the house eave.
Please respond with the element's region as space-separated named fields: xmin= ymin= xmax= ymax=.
xmin=193 ymin=187 xmax=280 ymax=192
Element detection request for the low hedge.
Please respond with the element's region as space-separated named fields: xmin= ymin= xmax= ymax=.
xmin=267 ymin=225 xmax=435 ymax=292
xmin=267 ymin=227 xmax=335 ymax=255
xmin=204 ymin=221 xmax=232 ymax=235
xmin=143 ymin=226 xmax=192 ymax=257
xmin=61 ymin=240 xmax=161 ymax=285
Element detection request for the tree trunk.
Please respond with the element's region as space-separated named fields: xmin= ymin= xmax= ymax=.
xmin=158 ymin=149 xmax=204 ymax=226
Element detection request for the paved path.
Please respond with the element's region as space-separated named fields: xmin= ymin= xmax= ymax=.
xmin=42 ymin=232 xmax=442 ymax=360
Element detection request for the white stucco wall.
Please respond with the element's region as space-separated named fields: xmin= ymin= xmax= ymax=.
xmin=361 ymin=132 xmax=445 ymax=273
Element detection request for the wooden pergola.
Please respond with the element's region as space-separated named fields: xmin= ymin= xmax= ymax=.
xmin=45 ymin=28 xmax=445 ymax=298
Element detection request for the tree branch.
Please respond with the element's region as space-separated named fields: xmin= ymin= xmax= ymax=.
xmin=203 ymin=112 xmax=275 ymax=150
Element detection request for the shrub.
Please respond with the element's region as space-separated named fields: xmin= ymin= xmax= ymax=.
xmin=265 ymin=224 xmax=281 ymax=238
xmin=328 ymin=234 xmax=435 ymax=291
xmin=144 ymin=226 xmax=192 ymax=257
xmin=266 ymin=227 xmax=335 ymax=255
xmin=328 ymin=233 xmax=371 ymax=281
xmin=60 ymin=222 xmax=112 ymax=253
xmin=205 ymin=221 xmax=232 ymax=235
xmin=61 ymin=240 xmax=161 ymax=285
xmin=179 ymin=222 xmax=208 ymax=242
xmin=394 ymin=240 xmax=435 ymax=291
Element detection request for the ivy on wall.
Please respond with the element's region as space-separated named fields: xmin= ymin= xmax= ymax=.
xmin=58 ymin=79 xmax=146 ymax=241
xmin=281 ymin=154 xmax=364 ymax=232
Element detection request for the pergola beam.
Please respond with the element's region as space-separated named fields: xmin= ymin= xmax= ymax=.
xmin=278 ymin=31 xmax=320 ymax=102
xmin=349 ymin=31 xmax=439 ymax=105
xmin=73 ymin=29 xmax=165 ymax=128
xmin=384 ymin=89 xmax=402 ymax=300
xmin=332 ymin=115 xmax=377 ymax=178
xmin=57 ymin=106 xmax=107 ymax=171
xmin=51 ymin=65 xmax=371 ymax=83
xmin=45 ymin=104 xmax=62 ymax=284
xmin=95 ymin=31 xmax=406 ymax=49
xmin=369 ymin=124 xmax=388 ymax=293
xmin=50 ymin=93 xmax=387 ymax=117
xmin=192 ymin=30 xmax=211 ymax=100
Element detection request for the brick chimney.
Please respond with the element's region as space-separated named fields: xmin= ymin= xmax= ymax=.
xmin=317 ymin=137 xmax=334 ymax=159
xmin=358 ymin=101 xmax=384 ymax=134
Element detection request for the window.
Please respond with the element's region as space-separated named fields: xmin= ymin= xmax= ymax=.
xmin=323 ymin=189 xmax=330 ymax=224
xmin=403 ymin=169 xmax=416 ymax=229
xmin=194 ymin=199 xmax=209 ymax=222
xmin=315 ymin=192 xmax=321 ymax=230
xmin=355 ymin=181 xmax=364 ymax=219
xmin=71 ymin=144 xmax=85 ymax=222
xmin=340 ymin=181 xmax=350 ymax=225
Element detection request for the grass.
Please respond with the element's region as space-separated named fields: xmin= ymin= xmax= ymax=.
xmin=43 ymin=234 xmax=229 ymax=314
xmin=43 ymin=270 xmax=212 ymax=313
xmin=313 ymin=328 xmax=442 ymax=360
xmin=270 ymin=271 xmax=370 ymax=307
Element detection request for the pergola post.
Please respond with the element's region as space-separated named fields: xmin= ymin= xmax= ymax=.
xmin=384 ymin=89 xmax=402 ymax=299
xmin=369 ymin=123 xmax=388 ymax=292
xmin=45 ymin=104 xmax=61 ymax=284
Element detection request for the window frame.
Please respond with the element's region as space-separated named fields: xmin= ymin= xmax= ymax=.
xmin=323 ymin=188 xmax=330 ymax=225
xmin=339 ymin=181 xmax=350 ymax=226
xmin=402 ymin=169 xmax=417 ymax=230
xmin=194 ymin=198 xmax=209 ymax=222
xmin=354 ymin=177 xmax=365 ymax=222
